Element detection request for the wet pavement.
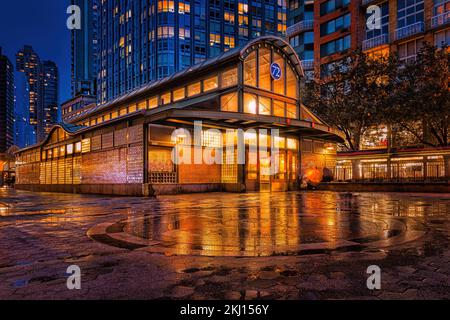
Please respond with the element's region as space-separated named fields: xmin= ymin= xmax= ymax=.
xmin=1 ymin=187 xmax=450 ymax=299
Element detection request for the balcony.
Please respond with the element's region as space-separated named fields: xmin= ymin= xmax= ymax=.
xmin=362 ymin=34 xmax=389 ymax=51
xmin=286 ymin=20 xmax=314 ymax=38
xmin=300 ymin=59 xmax=314 ymax=71
xmin=431 ymin=11 xmax=450 ymax=29
xmin=394 ymin=22 xmax=424 ymax=41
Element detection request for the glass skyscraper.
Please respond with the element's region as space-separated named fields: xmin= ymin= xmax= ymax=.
xmin=97 ymin=0 xmax=287 ymax=104
xmin=0 ymin=47 xmax=15 ymax=152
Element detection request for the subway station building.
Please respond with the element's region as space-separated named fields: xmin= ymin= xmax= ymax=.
xmin=15 ymin=37 xmax=343 ymax=196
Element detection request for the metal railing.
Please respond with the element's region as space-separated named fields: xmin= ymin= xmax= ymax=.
xmin=300 ymin=59 xmax=314 ymax=71
xmin=394 ymin=22 xmax=424 ymax=41
xmin=286 ymin=20 xmax=314 ymax=37
xmin=431 ymin=11 xmax=450 ymax=28
xmin=362 ymin=34 xmax=389 ymax=51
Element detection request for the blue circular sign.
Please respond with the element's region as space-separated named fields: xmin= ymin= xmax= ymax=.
xmin=270 ymin=63 xmax=282 ymax=80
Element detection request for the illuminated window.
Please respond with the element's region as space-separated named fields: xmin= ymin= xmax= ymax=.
xmin=111 ymin=111 xmax=118 ymax=119
xmin=42 ymin=151 xmax=47 ymax=161
xmin=273 ymin=100 xmax=285 ymax=117
xmin=286 ymin=65 xmax=297 ymax=99
xmin=104 ymin=114 xmax=111 ymax=121
xmin=67 ymin=144 xmax=74 ymax=155
xmin=96 ymin=116 xmax=103 ymax=124
xmin=47 ymin=149 xmax=53 ymax=159
xmin=187 ymin=82 xmax=201 ymax=96
xmin=128 ymin=104 xmax=137 ymax=113
xmin=158 ymin=0 xmax=174 ymax=13
xmin=244 ymin=51 xmax=257 ymax=87
xmin=173 ymin=87 xmax=186 ymax=101
xmin=224 ymin=36 xmax=235 ymax=50
xmin=75 ymin=142 xmax=82 ymax=153
xmin=90 ymin=119 xmax=97 ymax=126
xmin=259 ymin=96 xmax=271 ymax=115
xmin=275 ymin=137 xmax=286 ymax=149
xmin=119 ymin=107 xmax=127 ymax=116
xmin=53 ymin=147 xmax=59 ymax=158
xmin=60 ymin=146 xmax=66 ymax=157
xmin=286 ymin=103 xmax=297 ymax=119
xmin=203 ymin=75 xmax=218 ymax=92
xmin=259 ymin=48 xmax=271 ymax=91
xmin=221 ymin=92 xmax=238 ymax=112
xmin=149 ymin=97 xmax=158 ymax=109
xmin=287 ymin=138 xmax=298 ymax=150
xmin=82 ymin=139 xmax=91 ymax=153
xmin=244 ymin=93 xmax=257 ymax=114
xmin=160 ymin=92 xmax=171 ymax=105
xmin=138 ymin=101 xmax=147 ymax=110
xmin=202 ymin=130 xmax=222 ymax=148
xmin=221 ymin=68 xmax=238 ymax=88
xmin=273 ymin=52 xmax=285 ymax=95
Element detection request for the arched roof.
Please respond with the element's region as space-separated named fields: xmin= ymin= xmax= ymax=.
xmin=71 ymin=36 xmax=304 ymax=123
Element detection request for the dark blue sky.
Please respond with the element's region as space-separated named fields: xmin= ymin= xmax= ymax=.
xmin=0 ymin=0 xmax=72 ymax=102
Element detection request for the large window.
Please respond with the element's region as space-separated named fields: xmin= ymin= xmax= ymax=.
xmin=244 ymin=93 xmax=257 ymax=114
xmin=273 ymin=52 xmax=285 ymax=95
xmin=320 ymin=35 xmax=351 ymax=57
xmin=398 ymin=38 xmax=423 ymax=63
xmin=258 ymin=96 xmax=271 ymax=115
xmin=397 ymin=0 xmax=424 ymax=28
xmin=259 ymin=48 xmax=271 ymax=90
xmin=244 ymin=50 xmax=257 ymax=87
xmin=221 ymin=68 xmax=238 ymax=88
xmin=221 ymin=92 xmax=238 ymax=112
xmin=203 ymin=75 xmax=218 ymax=91
xmin=320 ymin=0 xmax=350 ymax=16
xmin=435 ymin=29 xmax=450 ymax=48
xmin=320 ymin=13 xmax=351 ymax=37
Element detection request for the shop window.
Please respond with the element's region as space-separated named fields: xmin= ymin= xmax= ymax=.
xmin=286 ymin=65 xmax=297 ymax=99
xmin=259 ymin=47 xmax=271 ymax=91
xmin=244 ymin=50 xmax=257 ymax=87
xmin=244 ymin=93 xmax=257 ymax=114
xmin=273 ymin=100 xmax=285 ymax=117
xmin=286 ymin=103 xmax=297 ymax=119
xmin=173 ymin=87 xmax=186 ymax=101
xmin=161 ymin=92 xmax=171 ymax=105
xmin=187 ymin=82 xmax=201 ymax=97
xmin=221 ymin=68 xmax=238 ymax=88
xmin=258 ymin=96 xmax=271 ymax=115
xmin=149 ymin=97 xmax=158 ymax=109
xmin=203 ymin=75 xmax=219 ymax=92
xmin=273 ymin=52 xmax=285 ymax=95
xmin=221 ymin=92 xmax=238 ymax=112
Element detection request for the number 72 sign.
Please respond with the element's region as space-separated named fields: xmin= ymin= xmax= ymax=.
xmin=271 ymin=63 xmax=282 ymax=80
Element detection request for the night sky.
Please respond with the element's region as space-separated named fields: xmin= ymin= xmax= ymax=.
xmin=0 ymin=0 xmax=72 ymax=103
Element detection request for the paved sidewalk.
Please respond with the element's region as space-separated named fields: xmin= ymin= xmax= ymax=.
xmin=1 ymin=188 xmax=450 ymax=299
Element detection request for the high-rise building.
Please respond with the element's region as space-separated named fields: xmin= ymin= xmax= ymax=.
xmin=286 ymin=0 xmax=315 ymax=77
xmin=0 ymin=47 xmax=15 ymax=152
xmin=16 ymin=45 xmax=40 ymax=142
xmin=41 ymin=60 xmax=59 ymax=137
xmin=97 ymin=0 xmax=288 ymax=104
xmin=71 ymin=0 xmax=99 ymax=96
xmin=14 ymin=72 xmax=34 ymax=148
xmin=297 ymin=0 xmax=449 ymax=78
xmin=16 ymin=46 xmax=59 ymax=142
